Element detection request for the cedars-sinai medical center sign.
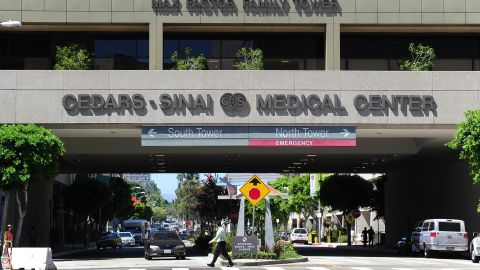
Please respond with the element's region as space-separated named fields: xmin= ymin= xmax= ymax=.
xmin=62 ymin=92 xmax=438 ymax=118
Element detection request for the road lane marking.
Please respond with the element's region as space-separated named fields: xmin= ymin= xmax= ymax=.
xmin=172 ymin=268 xmax=189 ymax=270
xmin=264 ymin=267 xmax=286 ymax=270
xmin=350 ymin=268 xmax=374 ymax=270
xmin=307 ymin=267 xmax=332 ymax=270
xmin=221 ymin=268 xmax=240 ymax=270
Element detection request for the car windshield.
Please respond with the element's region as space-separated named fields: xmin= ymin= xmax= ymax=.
xmin=294 ymin=229 xmax=307 ymax=234
xmin=119 ymin=232 xmax=131 ymax=237
xmin=439 ymin=222 xmax=461 ymax=232
xmin=152 ymin=232 xmax=180 ymax=240
xmin=125 ymin=227 xmax=142 ymax=233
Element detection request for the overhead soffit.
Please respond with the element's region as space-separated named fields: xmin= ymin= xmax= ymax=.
xmin=0 ymin=24 xmax=148 ymax=32
xmin=341 ymin=25 xmax=480 ymax=33
xmin=164 ymin=24 xmax=325 ymax=32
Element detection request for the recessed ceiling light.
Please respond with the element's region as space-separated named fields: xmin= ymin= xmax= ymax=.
xmin=306 ymin=154 xmax=317 ymax=157
xmin=282 ymin=170 xmax=290 ymax=172
xmin=158 ymin=170 xmax=166 ymax=172
xmin=288 ymin=166 xmax=296 ymax=169
xmin=293 ymin=162 xmax=302 ymax=165
xmin=157 ymin=163 xmax=166 ymax=165
xmin=155 ymin=154 xmax=165 ymax=157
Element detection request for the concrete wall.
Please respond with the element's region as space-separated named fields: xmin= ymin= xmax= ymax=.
xmin=385 ymin=158 xmax=480 ymax=246
xmin=2 ymin=0 xmax=480 ymax=69
xmin=0 ymin=70 xmax=478 ymax=126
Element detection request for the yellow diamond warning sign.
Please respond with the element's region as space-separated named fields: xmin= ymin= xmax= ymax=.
xmin=239 ymin=175 xmax=270 ymax=207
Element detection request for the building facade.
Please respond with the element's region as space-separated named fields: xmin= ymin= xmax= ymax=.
xmin=2 ymin=0 xmax=480 ymax=247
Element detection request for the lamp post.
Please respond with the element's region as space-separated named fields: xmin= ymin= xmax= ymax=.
xmin=0 ymin=20 xmax=22 ymax=28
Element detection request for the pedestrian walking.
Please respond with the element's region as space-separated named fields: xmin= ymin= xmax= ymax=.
xmin=3 ymin=225 xmax=13 ymax=269
xmin=368 ymin=226 xmax=375 ymax=246
xmin=362 ymin=227 xmax=368 ymax=247
xmin=207 ymin=222 xmax=234 ymax=268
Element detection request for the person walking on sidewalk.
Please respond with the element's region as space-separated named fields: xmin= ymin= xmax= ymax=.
xmin=207 ymin=222 xmax=234 ymax=268
xmin=368 ymin=226 xmax=375 ymax=246
xmin=362 ymin=227 xmax=368 ymax=247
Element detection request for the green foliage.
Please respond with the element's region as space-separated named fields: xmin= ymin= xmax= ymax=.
xmin=103 ymin=177 xmax=134 ymax=220
xmin=0 ymin=124 xmax=65 ymax=190
xmin=64 ymin=174 xmax=112 ymax=219
xmin=54 ymin=44 xmax=92 ymax=70
xmin=320 ymin=174 xmax=374 ymax=213
xmin=170 ymin=47 xmax=207 ymax=70
xmin=448 ymin=110 xmax=480 ymax=212
xmin=400 ymin=43 xmax=436 ymax=71
xmin=152 ymin=206 xmax=168 ymax=221
xmin=232 ymin=251 xmax=277 ymax=259
xmin=173 ymin=173 xmax=201 ymax=220
xmin=371 ymin=175 xmax=386 ymax=220
xmin=338 ymin=235 xmax=348 ymax=243
xmin=131 ymin=201 xmax=153 ymax=220
xmin=233 ymin=47 xmax=264 ymax=70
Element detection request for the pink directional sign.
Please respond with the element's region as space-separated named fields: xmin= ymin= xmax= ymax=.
xmin=248 ymin=139 xmax=357 ymax=147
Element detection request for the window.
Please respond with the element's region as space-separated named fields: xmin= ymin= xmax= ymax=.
xmin=428 ymin=222 xmax=435 ymax=231
xmin=164 ymin=32 xmax=325 ymax=70
xmin=152 ymin=232 xmax=180 ymax=240
xmin=438 ymin=222 xmax=461 ymax=232
xmin=422 ymin=222 xmax=429 ymax=231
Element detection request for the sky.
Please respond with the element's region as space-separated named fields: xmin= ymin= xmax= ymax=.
xmin=151 ymin=173 xmax=178 ymax=202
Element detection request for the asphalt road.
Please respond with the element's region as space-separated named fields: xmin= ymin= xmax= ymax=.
xmin=54 ymin=245 xmax=478 ymax=270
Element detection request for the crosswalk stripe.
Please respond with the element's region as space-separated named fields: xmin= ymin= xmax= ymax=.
xmin=172 ymin=268 xmax=189 ymax=270
xmin=307 ymin=267 xmax=332 ymax=270
xmin=221 ymin=268 xmax=240 ymax=270
xmin=351 ymin=268 xmax=374 ymax=270
xmin=264 ymin=267 xmax=286 ymax=270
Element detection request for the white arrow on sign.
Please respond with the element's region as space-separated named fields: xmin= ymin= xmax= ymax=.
xmin=147 ymin=129 xmax=157 ymax=137
xmin=341 ymin=129 xmax=350 ymax=138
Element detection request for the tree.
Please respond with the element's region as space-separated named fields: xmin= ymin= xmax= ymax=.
xmin=54 ymin=44 xmax=92 ymax=70
xmin=233 ymin=48 xmax=264 ymax=70
xmin=319 ymin=174 xmax=374 ymax=246
xmin=193 ymin=174 xmax=238 ymax=235
xmin=0 ymin=124 xmax=64 ymax=246
xmin=152 ymin=206 xmax=168 ymax=221
xmin=288 ymin=175 xmax=320 ymax=231
xmin=131 ymin=201 xmax=153 ymax=220
xmin=371 ymin=175 xmax=386 ymax=220
xmin=63 ymin=174 xmax=112 ymax=246
xmin=447 ymin=110 xmax=480 ymax=211
xmin=173 ymin=173 xmax=201 ymax=222
xmin=103 ymin=177 xmax=134 ymax=221
xmin=170 ymin=47 xmax=206 ymax=70
xmin=400 ymin=43 xmax=436 ymax=71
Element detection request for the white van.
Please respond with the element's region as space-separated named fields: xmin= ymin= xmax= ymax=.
xmin=419 ymin=219 xmax=469 ymax=257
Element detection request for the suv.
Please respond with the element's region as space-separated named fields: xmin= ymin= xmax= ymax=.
xmin=419 ymin=219 xmax=469 ymax=258
xmin=290 ymin=228 xmax=308 ymax=244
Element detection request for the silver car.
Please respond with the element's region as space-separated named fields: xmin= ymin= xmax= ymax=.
xmin=118 ymin=232 xmax=136 ymax=247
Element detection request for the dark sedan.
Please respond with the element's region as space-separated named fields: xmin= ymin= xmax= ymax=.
xmin=96 ymin=232 xmax=122 ymax=250
xmin=144 ymin=231 xmax=186 ymax=260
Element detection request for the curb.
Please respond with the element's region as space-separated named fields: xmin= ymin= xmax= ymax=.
xmin=52 ymin=246 xmax=97 ymax=258
xmin=221 ymin=257 xmax=308 ymax=266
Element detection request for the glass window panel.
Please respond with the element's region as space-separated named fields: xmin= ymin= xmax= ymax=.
xmin=164 ymin=40 xmax=179 ymax=60
xmin=0 ymin=37 xmax=7 ymax=56
xmin=95 ymin=39 xmax=136 ymax=58
xmin=264 ymin=59 xmax=305 ymax=70
xmin=23 ymin=57 xmax=51 ymax=70
xmin=263 ymin=35 xmax=305 ymax=58
xmin=348 ymin=59 xmax=389 ymax=71
xmin=305 ymin=35 xmax=324 ymax=59
xmin=206 ymin=59 xmax=221 ymax=70
xmin=221 ymin=59 xmax=235 ymax=70
xmin=179 ymin=40 xmax=220 ymax=58
xmin=137 ymin=39 xmax=149 ymax=58
xmin=222 ymin=39 xmax=253 ymax=58
xmin=137 ymin=58 xmax=149 ymax=70
xmin=306 ymin=59 xmax=324 ymax=70
xmin=10 ymin=34 xmax=51 ymax=58
xmin=434 ymin=59 xmax=472 ymax=71
xmin=95 ymin=58 xmax=114 ymax=70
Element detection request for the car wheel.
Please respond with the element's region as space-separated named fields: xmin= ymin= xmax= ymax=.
xmin=176 ymin=256 xmax=179 ymax=260
xmin=147 ymin=255 xmax=152 ymax=260
xmin=96 ymin=246 xmax=100 ymax=250
xmin=472 ymin=246 xmax=480 ymax=263
xmin=102 ymin=247 xmax=106 ymax=250
xmin=113 ymin=246 xmax=117 ymax=249
xmin=424 ymin=244 xmax=432 ymax=258
xmin=182 ymin=256 xmax=186 ymax=260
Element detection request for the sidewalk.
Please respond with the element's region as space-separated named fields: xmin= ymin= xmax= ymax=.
xmin=52 ymin=243 xmax=97 ymax=258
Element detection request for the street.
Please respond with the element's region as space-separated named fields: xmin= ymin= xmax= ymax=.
xmin=54 ymin=246 xmax=477 ymax=270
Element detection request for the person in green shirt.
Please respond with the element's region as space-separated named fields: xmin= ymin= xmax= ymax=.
xmin=207 ymin=221 xmax=234 ymax=267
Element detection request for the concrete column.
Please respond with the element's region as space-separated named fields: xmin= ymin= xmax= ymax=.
xmin=264 ymin=197 xmax=274 ymax=251
xmin=325 ymin=23 xmax=341 ymax=70
xmin=236 ymin=198 xmax=245 ymax=236
xmin=149 ymin=22 xmax=164 ymax=70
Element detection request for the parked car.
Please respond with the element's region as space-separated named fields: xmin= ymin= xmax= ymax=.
xmin=144 ymin=231 xmax=186 ymax=260
xmin=290 ymin=228 xmax=308 ymax=244
xmin=118 ymin=232 xmax=136 ymax=247
xmin=96 ymin=232 xmax=122 ymax=250
xmin=470 ymin=232 xmax=480 ymax=263
xmin=418 ymin=219 xmax=469 ymax=258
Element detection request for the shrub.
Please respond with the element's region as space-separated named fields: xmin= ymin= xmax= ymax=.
xmin=231 ymin=251 xmax=277 ymax=259
xmin=338 ymin=235 xmax=348 ymax=243
xmin=54 ymin=44 xmax=92 ymax=70
xmin=170 ymin=47 xmax=207 ymax=70
xmin=400 ymin=43 xmax=436 ymax=71
xmin=233 ymin=47 xmax=264 ymax=70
